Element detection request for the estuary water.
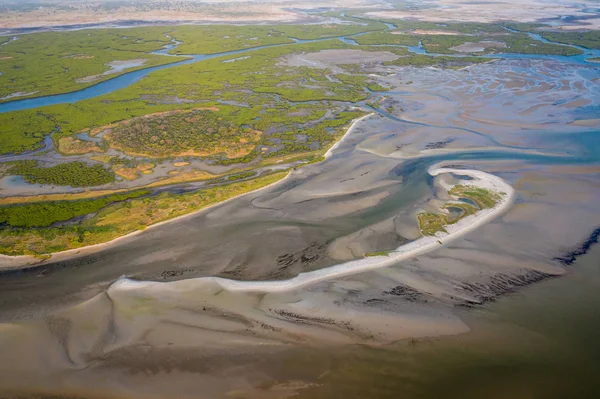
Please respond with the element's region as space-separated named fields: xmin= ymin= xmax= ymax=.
xmin=274 ymin=244 xmax=600 ymax=399
xmin=0 ymin=22 xmax=599 ymax=399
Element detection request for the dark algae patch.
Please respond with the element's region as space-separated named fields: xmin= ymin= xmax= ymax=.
xmin=554 ymin=227 xmax=600 ymax=266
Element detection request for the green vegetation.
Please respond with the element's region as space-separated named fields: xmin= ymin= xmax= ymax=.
xmin=169 ymin=22 xmax=388 ymax=54
xmin=0 ymin=190 xmax=148 ymax=228
xmin=57 ymin=136 xmax=104 ymax=155
xmin=449 ymin=185 xmax=501 ymax=209
xmin=539 ymin=31 xmax=600 ymax=50
xmin=365 ymin=251 xmax=391 ymax=257
xmin=0 ymin=32 xmax=490 ymax=157
xmin=0 ymin=21 xmax=533 ymax=257
xmin=0 ymin=109 xmax=57 ymax=154
xmin=8 ymin=160 xmax=115 ymax=187
xmin=0 ymin=39 xmax=372 ymax=155
xmin=506 ymin=24 xmax=600 ymax=50
xmin=443 ymin=202 xmax=478 ymax=223
xmin=0 ymin=19 xmax=588 ymax=109
xmin=417 ymin=213 xmax=448 ymax=236
xmin=227 ymin=171 xmax=257 ymax=181
xmin=354 ymin=30 xmax=582 ymax=56
xmin=169 ymin=25 xmax=293 ymax=54
xmin=0 ymin=27 xmax=183 ymax=102
xmin=104 ymin=108 xmax=260 ymax=158
xmin=417 ymin=184 xmax=503 ymax=236
xmin=385 ymin=54 xmax=489 ymax=68
xmin=349 ymin=16 xmax=584 ymax=55
xmin=0 ymin=171 xmax=287 ymax=256
xmin=354 ymin=31 xmax=420 ymax=46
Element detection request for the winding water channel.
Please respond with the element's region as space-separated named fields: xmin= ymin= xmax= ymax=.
xmin=1 ymin=21 xmax=598 ymax=114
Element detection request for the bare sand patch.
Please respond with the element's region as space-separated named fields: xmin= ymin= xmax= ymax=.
xmin=0 ymin=91 xmax=38 ymax=101
xmin=281 ymin=49 xmax=399 ymax=69
xmin=556 ymin=18 xmax=600 ymax=31
xmin=76 ymin=59 xmax=148 ymax=83
xmin=113 ymin=163 xmax=155 ymax=181
xmin=450 ymin=41 xmax=507 ymax=53
xmin=173 ymin=162 xmax=190 ymax=167
xmin=365 ymin=0 xmax=598 ymax=26
xmin=0 ymin=0 xmax=375 ymax=28
xmin=408 ymin=29 xmax=465 ymax=36
xmin=58 ymin=136 xmax=103 ymax=155
xmin=571 ymin=118 xmax=600 ymax=127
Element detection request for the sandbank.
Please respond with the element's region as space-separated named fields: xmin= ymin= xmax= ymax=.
xmin=113 ymin=166 xmax=515 ymax=294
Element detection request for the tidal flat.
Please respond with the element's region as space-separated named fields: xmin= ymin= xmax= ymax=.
xmin=0 ymin=10 xmax=599 ymax=398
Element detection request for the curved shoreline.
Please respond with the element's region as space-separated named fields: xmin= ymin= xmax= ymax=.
xmin=112 ymin=166 xmax=515 ymax=294
xmin=0 ymin=113 xmax=375 ymax=271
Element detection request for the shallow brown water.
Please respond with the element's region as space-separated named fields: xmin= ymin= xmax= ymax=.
xmin=276 ymin=244 xmax=600 ymax=399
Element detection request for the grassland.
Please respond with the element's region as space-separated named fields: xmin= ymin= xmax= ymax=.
xmin=505 ymin=25 xmax=600 ymax=50
xmin=0 ymin=27 xmax=184 ymax=102
xmin=424 ymin=33 xmax=582 ymax=56
xmin=418 ymin=213 xmax=448 ymax=236
xmin=103 ymin=108 xmax=261 ymax=158
xmin=348 ymin=15 xmax=587 ymax=55
xmin=0 ymin=189 xmax=131 ymax=205
xmin=385 ymin=54 xmax=490 ymax=68
xmin=0 ymin=190 xmax=148 ymax=228
xmin=168 ymin=22 xmax=388 ymax=54
xmin=1 ymin=39 xmax=374 ymax=157
xmin=365 ymin=251 xmax=391 ymax=257
xmin=0 ymin=20 xmax=389 ymax=104
xmin=353 ymin=29 xmax=582 ymax=56
xmin=57 ymin=136 xmax=104 ymax=155
xmin=0 ymin=171 xmax=287 ymax=256
xmin=539 ymin=31 xmax=600 ymax=50
xmin=8 ymin=160 xmax=115 ymax=187
xmin=448 ymin=185 xmax=502 ymax=209
xmin=418 ymin=185 xmax=502 ymax=236
xmin=0 ymin=40 xmax=380 ymax=161
xmin=354 ymin=31 xmax=420 ymax=46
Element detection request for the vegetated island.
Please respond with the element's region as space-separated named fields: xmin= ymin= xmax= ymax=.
xmin=0 ymin=113 xmax=372 ymax=261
